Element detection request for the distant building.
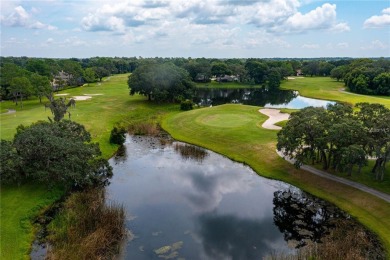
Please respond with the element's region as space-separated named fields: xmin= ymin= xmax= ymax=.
xmin=217 ymin=75 xmax=239 ymax=82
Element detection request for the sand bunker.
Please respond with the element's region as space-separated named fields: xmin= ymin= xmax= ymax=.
xmin=83 ymin=94 xmax=103 ymax=96
xmin=72 ymin=96 xmax=92 ymax=101
xmin=55 ymin=93 xmax=69 ymax=96
xmin=259 ymin=109 xmax=290 ymax=130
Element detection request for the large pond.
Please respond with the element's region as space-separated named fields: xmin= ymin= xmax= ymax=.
xmin=107 ymin=136 xmax=380 ymax=260
xmin=195 ymin=88 xmax=334 ymax=109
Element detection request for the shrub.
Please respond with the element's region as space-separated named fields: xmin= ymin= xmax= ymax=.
xmin=180 ymin=99 xmax=193 ymax=111
xmin=47 ymin=188 xmax=126 ymax=259
xmin=109 ymin=126 xmax=127 ymax=145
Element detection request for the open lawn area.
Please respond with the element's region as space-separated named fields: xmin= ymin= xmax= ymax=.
xmin=162 ymin=104 xmax=390 ymax=256
xmin=1 ymin=74 xmax=390 ymax=259
xmin=281 ymin=77 xmax=390 ymax=108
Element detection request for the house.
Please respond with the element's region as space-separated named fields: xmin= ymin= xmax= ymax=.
xmin=217 ymin=75 xmax=239 ymax=82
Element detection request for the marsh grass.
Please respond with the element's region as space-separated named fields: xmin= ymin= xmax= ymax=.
xmin=266 ymin=219 xmax=385 ymax=260
xmin=128 ymin=121 xmax=161 ymax=136
xmin=47 ymin=188 xmax=125 ymax=260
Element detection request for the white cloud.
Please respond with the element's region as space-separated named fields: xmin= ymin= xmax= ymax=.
xmin=278 ymin=3 xmax=348 ymax=33
xmin=0 ymin=5 xmax=57 ymax=30
xmin=360 ymin=40 xmax=388 ymax=50
xmin=302 ymin=43 xmax=320 ymax=49
xmin=363 ymin=7 xmax=390 ymax=28
xmin=329 ymin=22 xmax=350 ymax=33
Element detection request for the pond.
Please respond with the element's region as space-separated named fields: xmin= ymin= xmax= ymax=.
xmin=195 ymin=88 xmax=334 ymax=109
xmin=107 ymin=136 xmax=381 ymax=260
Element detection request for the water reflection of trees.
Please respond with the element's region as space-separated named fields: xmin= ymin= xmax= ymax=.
xmin=174 ymin=143 xmax=209 ymax=162
xmin=195 ymin=88 xmax=297 ymax=107
xmin=272 ymin=189 xmax=347 ymax=248
xmin=113 ymin=145 xmax=127 ymax=163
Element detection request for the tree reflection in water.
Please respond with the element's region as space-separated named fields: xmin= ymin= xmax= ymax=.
xmin=174 ymin=143 xmax=209 ymax=162
xmin=195 ymin=88 xmax=297 ymax=107
xmin=272 ymin=188 xmax=347 ymax=248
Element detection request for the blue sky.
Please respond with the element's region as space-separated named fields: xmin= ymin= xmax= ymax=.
xmin=1 ymin=0 xmax=389 ymax=58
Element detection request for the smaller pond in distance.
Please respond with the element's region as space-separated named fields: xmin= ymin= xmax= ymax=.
xmin=106 ymin=136 xmax=381 ymax=260
xmin=195 ymin=88 xmax=335 ymax=109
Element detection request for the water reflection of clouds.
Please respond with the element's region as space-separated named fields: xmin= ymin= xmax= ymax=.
xmin=266 ymin=95 xmax=334 ymax=109
xmin=108 ymin=137 xmax=292 ymax=258
xmin=195 ymin=213 xmax=288 ymax=260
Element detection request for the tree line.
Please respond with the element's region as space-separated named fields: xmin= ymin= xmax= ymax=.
xmin=277 ymin=103 xmax=390 ymax=181
xmin=2 ymin=56 xmax=389 ymax=106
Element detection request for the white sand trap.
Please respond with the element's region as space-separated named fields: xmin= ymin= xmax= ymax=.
xmin=55 ymin=93 xmax=69 ymax=96
xmin=287 ymin=77 xmax=296 ymax=80
xmin=259 ymin=109 xmax=290 ymax=130
xmin=83 ymin=93 xmax=103 ymax=96
xmin=72 ymin=96 xmax=92 ymax=101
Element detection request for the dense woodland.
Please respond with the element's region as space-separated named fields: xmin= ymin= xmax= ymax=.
xmin=1 ymin=57 xmax=389 ymax=105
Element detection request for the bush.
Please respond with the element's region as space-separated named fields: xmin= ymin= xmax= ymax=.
xmin=109 ymin=126 xmax=126 ymax=145
xmin=180 ymin=99 xmax=193 ymax=111
xmin=47 ymin=188 xmax=125 ymax=259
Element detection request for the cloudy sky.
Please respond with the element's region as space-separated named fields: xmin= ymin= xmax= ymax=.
xmin=1 ymin=0 xmax=389 ymax=58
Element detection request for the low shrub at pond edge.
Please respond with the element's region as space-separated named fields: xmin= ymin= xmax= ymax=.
xmin=47 ymin=188 xmax=125 ymax=259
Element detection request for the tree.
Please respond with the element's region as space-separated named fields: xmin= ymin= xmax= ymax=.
xmin=211 ymin=62 xmax=231 ymax=80
xmin=266 ymin=68 xmax=281 ymax=90
xmin=0 ymin=140 xmax=23 ymax=184
xmin=302 ymin=61 xmax=320 ymax=77
xmin=330 ymin=66 xmax=347 ymax=81
xmin=277 ymin=107 xmax=329 ymax=169
xmin=93 ymin=67 xmax=110 ymax=82
xmin=356 ymin=103 xmax=390 ymax=180
xmin=4 ymin=120 xmax=112 ymax=188
xmin=128 ymin=62 xmax=194 ymax=102
xmin=30 ymin=73 xmax=52 ymax=103
xmin=245 ymin=60 xmax=268 ymax=84
xmin=318 ymin=62 xmax=335 ymax=76
xmin=46 ymin=95 xmax=74 ymax=122
xmin=9 ymin=77 xmax=33 ymax=108
xmin=26 ymin=59 xmax=51 ymax=77
xmin=83 ymin=68 xmax=98 ymax=83
xmin=373 ymin=72 xmax=390 ymax=96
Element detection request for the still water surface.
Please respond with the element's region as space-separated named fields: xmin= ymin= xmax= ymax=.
xmin=195 ymin=88 xmax=334 ymax=109
xmin=107 ymin=136 xmax=356 ymax=259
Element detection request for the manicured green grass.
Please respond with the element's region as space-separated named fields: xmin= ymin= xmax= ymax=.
xmin=162 ymin=104 xmax=390 ymax=257
xmin=0 ymin=184 xmax=64 ymax=260
xmin=281 ymin=77 xmax=390 ymax=108
xmin=0 ymin=74 xmax=179 ymax=259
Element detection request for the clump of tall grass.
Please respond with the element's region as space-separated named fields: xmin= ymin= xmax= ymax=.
xmin=265 ymin=219 xmax=385 ymax=260
xmin=128 ymin=121 xmax=160 ymax=136
xmin=47 ymin=188 xmax=125 ymax=259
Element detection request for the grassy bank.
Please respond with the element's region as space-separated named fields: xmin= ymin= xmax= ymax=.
xmin=0 ymin=184 xmax=64 ymax=259
xmin=162 ymin=104 xmax=390 ymax=256
xmin=0 ymin=74 xmax=178 ymax=259
xmin=281 ymin=77 xmax=390 ymax=108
